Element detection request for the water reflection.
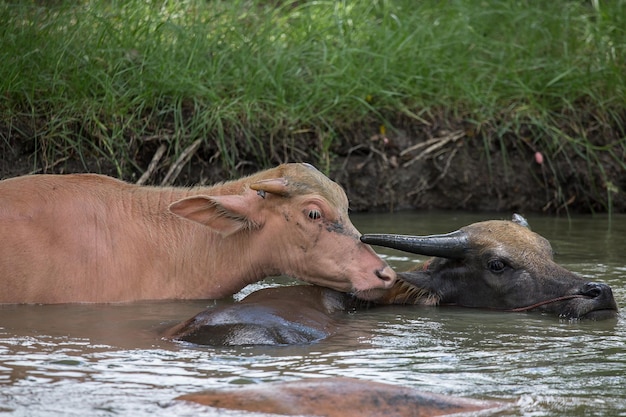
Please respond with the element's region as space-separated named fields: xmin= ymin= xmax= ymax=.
xmin=1 ymin=211 xmax=625 ymax=416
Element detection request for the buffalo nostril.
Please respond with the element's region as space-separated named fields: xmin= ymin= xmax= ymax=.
xmin=581 ymin=282 xmax=607 ymax=298
xmin=376 ymin=267 xmax=396 ymax=285
xmin=376 ymin=269 xmax=390 ymax=282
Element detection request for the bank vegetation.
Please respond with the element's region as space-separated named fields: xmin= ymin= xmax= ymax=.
xmin=1 ymin=0 xmax=625 ymax=213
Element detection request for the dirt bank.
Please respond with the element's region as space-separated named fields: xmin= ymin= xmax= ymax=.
xmin=1 ymin=114 xmax=624 ymax=214
xmin=334 ymin=120 xmax=626 ymax=214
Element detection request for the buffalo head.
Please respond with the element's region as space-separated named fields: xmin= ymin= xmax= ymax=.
xmin=361 ymin=215 xmax=618 ymax=320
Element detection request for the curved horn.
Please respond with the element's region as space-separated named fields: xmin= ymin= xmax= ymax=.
xmin=360 ymin=230 xmax=470 ymax=259
xmin=249 ymin=178 xmax=289 ymax=196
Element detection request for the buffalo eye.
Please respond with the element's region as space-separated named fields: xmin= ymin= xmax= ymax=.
xmin=307 ymin=209 xmax=322 ymax=220
xmin=487 ymin=259 xmax=506 ymax=273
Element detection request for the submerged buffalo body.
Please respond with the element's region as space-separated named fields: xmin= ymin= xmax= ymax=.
xmin=177 ymin=377 xmax=505 ymax=416
xmin=168 ymin=215 xmax=618 ymax=346
xmin=164 ymin=285 xmax=348 ymax=346
xmin=0 ymin=163 xmax=395 ymax=303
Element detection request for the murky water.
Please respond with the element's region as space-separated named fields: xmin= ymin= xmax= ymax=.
xmin=1 ymin=211 xmax=625 ymax=416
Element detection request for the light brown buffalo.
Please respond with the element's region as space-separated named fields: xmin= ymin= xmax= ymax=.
xmin=0 ymin=163 xmax=395 ymax=303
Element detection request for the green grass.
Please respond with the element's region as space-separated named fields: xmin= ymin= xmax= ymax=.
xmin=1 ymin=0 xmax=625 ymax=183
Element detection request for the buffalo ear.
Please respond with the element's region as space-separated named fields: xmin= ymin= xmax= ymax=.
xmin=169 ymin=195 xmax=254 ymax=237
xmin=512 ymin=213 xmax=530 ymax=229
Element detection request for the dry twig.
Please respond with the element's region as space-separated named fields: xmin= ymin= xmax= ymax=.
xmin=136 ymin=143 xmax=167 ymax=185
xmin=401 ymin=130 xmax=465 ymax=168
xmin=161 ymin=139 xmax=203 ymax=186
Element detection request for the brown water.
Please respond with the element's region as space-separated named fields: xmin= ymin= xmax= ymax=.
xmin=1 ymin=211 xmax=625 ymax=416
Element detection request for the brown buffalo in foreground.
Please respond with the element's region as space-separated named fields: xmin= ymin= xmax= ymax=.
xmin=166 ymin=215 xmax=618 ymax=346
xmin=0 ymin=163 xmax=395 ymax=303
xmin=177 ymin=377 xmax=507 ymax=416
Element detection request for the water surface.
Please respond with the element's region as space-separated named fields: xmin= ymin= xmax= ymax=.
xmin=1 ymin=211 xmax=625 ymax=416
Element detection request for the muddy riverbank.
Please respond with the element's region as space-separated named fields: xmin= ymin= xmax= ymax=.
xmin=1 ymin=114 xmax=624 ymax=214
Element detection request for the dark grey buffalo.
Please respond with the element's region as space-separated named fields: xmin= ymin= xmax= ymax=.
xmin=163 ymin=285 xmax=348 ymax=346
xmin=166 ymin=215 xmax=618 ymax=346
xmin=362 ymin=214 xmax=618 ymax=320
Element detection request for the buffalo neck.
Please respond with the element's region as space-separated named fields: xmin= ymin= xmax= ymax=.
xmin=133 ymin=182 xmax=275 ymax=300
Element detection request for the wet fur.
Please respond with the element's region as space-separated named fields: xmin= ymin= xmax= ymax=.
xmin=376 ymin=278 xmax=441 ymax=306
